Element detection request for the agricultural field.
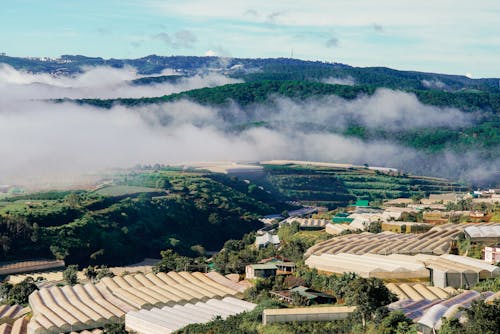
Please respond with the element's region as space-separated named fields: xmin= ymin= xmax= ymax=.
xmin=247 ymin=164 xmax=469 ymax=209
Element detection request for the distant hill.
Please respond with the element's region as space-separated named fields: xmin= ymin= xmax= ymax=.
xmin=70 ymin=81 xmax=500 ymax=182
xmin=2 ymin=54 xmax=499 ymax=92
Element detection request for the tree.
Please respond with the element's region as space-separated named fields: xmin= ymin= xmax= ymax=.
xmin=368 ymin=221 xmax=382 ymax=233
xmin=84 ymin=265 xmax=115 ymax=282
xmin=63 ymin=265 xmax=79 ymax=285
xmin=103 ymin=322 xmax=128 ymax=334
xmin=375 ymin=311 xmax=416 ymax=334
xmin=345 ymin=277 xmax=397 ymax=328
xmin=462 ymin=300 xmax=499 ymax=334
xmin=290 ymin=291 xmax=310 ymax=306
xmin=1 ymin=277 xmax=38 ymax=305
xmin=83 ymin=265 xmax=98 ymax=281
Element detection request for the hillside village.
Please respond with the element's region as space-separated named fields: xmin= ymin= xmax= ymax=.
xmin=0 ymin=181 xmax=498 ymax=334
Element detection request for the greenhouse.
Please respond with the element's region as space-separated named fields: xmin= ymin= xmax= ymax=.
xmin=125 ymin=297 xmax=256 ymax=334
xmin=416 ymin=290 xmax=492 ymax=334
xmin=385 ymin=253 xmax=499 ymax=288
xmin=0 ymin=317 xmax=28 ymax=334
xmin=27 ymin=271 xmax=245 ymax=334
xmin=306 ymin=223 xmax=500 ymax=258
xmin=385 ymin=283 xmax=454 ymax=301
xmin=305 ymin=253 xmax=429 ymax=280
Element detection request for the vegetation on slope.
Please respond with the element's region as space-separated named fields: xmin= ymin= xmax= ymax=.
xmin=0 ymin=170 xmax=281 ymax=266
xmin=250 ymin=164 xmax=468 ymax=209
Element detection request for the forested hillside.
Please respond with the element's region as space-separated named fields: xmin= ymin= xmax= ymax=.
xmin=0 ymin=170 xmax=281 ymax=266
xmin=3 ymin=54 xmax=499 ymax=92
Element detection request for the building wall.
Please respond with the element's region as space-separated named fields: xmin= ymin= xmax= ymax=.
xmin=263 ymin=308 xmax=355 ymax=325
xmin=484 ymin=247 xmax=500 ymax=263
xmin=245 ymin=266 xmax=255 ymax=279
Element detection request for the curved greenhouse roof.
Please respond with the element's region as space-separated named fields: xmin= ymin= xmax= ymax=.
xmin=27 ymin=271 xmax=247 ymax=334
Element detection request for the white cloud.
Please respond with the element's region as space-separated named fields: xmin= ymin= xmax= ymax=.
xmin=0 ymin=64 xmax=242 ymax=100
xmin=0 ymin=65 xmax=496 ymax=186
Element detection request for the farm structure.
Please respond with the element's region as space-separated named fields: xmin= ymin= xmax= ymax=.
xmin=0 ymin=304 xmax=30 ymax=321
xmin=0 ymin=259 xmax=65 ymax=277
xmin=386 ymin=283 xmax=456 ymax=301
xmin=385 ymin=254 xmax=500 ymax=288
xmin=325 ymin=223 xmax=358 ymax=235
xmin=262 ymin=306 xmax=356 ymax=325
xmin=254 ymin=232 xmax=280 ymax=248
xmin=0 ymin=317 xmax=29 ymax=334
xmin=416 ymin=290 xmax=493 ymax=334
xmin=125 ymin=297 xmax=256 ymax=334
xmin=464 ymin=225 xmax=500 ymax=244
xmin=27 ymin=271 xmax=248 ymax=334
xmin=305 ymin=253 xmax=500 ymax=287
xmin=283 ymin=218 xmax=330 ymax=230
xmin=8 ymin=270 xmax=86 ymax=285
xmin=305 ymin=253 xmax=429 ymax=280
xmin=305 ymin=223 xmax=500 ymax=257
xmin=387 ymin=289 xmax=494 ymax=334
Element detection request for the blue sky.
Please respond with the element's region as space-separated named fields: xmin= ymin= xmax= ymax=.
xmin=1 ymin=0 xmax=500 ymax=77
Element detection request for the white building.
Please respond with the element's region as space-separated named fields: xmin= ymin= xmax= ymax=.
xmin=484 ymin=246 xmax=500 ymax=264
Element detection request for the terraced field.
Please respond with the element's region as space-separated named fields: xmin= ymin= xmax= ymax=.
xmin=252 ymin=164 xmax=468 ymax=209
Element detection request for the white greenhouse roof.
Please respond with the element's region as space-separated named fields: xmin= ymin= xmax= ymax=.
xmin=125 ymin=297 xmax=256 ymax=334
xmin=306 ymin=223 xmax=499 ymax=258
xmin=464 ymin=224 xmax=500 ymax=239
xmin=27 ymin=271 xmax=247 ymax=334
xmin=305 ymin=253 xmax=429 ymax=279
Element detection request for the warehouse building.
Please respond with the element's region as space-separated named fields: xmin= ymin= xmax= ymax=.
xmin=125 ymin=297 xmax=256 ymax=334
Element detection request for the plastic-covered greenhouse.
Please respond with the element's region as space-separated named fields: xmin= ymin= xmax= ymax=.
xmin=125 ymin=297 xmax=256 ymax=334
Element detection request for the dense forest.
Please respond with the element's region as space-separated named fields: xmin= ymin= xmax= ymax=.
xmin=0 ymin=170 xmax=284 ymax=266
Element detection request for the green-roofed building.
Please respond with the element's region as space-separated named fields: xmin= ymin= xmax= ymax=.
xmin=332 ymin=212 xmax=354 ymax=224
xmin=355 ymin=200 xmax=370 ymax=207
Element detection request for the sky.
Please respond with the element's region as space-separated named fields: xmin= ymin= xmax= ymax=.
xmin=1 ymin=0 xmax=500 ymax=77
